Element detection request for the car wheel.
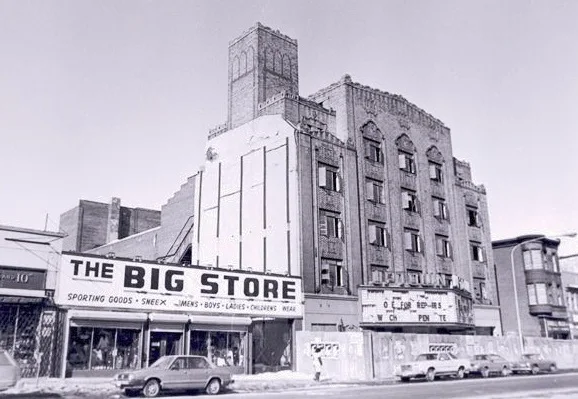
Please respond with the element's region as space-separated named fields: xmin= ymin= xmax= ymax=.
xmin=501 ymin=367 xmax=510 ymax=377
xmin=549 ymin=364 xmax=557 ymax=373
xmin=205 ymin=378 xmax=222 ymax=395
xmin=481 ymin=367 xmax=490 ymax=378
xmin=400 ymin=377 xmax=410 ymax=382
xmin=143 ymin=379 xmax=161 ymax=398
xmin=426 ymin=368 xmax=435 ymax=382
xmin=531 ymin=365 xmax=540 ymax=375
xmin=456 ymin=367 xmax=465 ymax=379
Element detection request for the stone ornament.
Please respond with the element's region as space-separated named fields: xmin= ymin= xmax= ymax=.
xmin=398 ymin=118 xmax=411 ymax=131
xmin=426 ymin=146 xmax=444 ymax=163
xmin=361 ymin=121 xmax=382 ymax=140
xmin=206 ymin=146 xmax=218 ymax=162
xmin=395 ymin=134 xmax=416 ymax=153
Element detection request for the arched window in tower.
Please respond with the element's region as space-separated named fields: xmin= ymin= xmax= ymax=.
xmin=361 ymin=121 xmax=383 ymax=164
xmin=282 ymin=55 xmax=291 ymax=78
xmin=426 ymin=146 xmax=445 ymax=183
xmin=274 ymin=51 xmax=282 ymax=73
xmin=232 ymin=56 xmax=240 ymax=80
xmin=246 ymin=46 xmax=255 ymax=71
xmin=240 ymin=51 xmax=247 ymax=75
xmin=264 ymin=47 xmax=273 ymax=70
xmin=395 ymin=134 xmax=416 ymax=174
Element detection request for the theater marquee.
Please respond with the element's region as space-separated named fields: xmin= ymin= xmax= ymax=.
xmin=56 ymin=254 xmax=303 ymax=318
xmin=360 ymin=287 xmax=474 ymax=325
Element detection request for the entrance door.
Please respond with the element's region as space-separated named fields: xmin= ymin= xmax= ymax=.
xmin=148 ymin=332 xmax=183 ymax=366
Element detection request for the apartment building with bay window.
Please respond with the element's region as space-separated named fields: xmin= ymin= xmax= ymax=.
xmin=493 ymin=236 xmax=570 ymax=339
xmin=193 ymin=23 xmax=500 ymax=336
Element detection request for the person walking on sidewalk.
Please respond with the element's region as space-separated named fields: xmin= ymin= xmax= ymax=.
xmin=312 ymin=346 xmax=323 ymax=381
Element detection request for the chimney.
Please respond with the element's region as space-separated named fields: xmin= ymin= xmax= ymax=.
xmin=106 ymin=197 xmax=121 ymax=243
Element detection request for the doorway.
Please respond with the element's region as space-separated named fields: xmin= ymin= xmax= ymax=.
xmin=148 ymin=331 xmax=182 ymax=365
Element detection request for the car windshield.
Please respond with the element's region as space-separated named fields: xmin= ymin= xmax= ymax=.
xmin=149 ymin=357 xmax=174 ymax=369
xmin=415 ymin=354 xmax=438 ymax=361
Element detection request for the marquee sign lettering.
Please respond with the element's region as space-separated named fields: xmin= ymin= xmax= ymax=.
xmin=360 ymin=288 xmax=474 ymax=325
xmin=56 ymin=254 xmax=303 ymax=318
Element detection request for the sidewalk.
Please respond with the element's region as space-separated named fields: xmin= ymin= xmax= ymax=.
xmin=3 ymin=371 xmax=382 ymax=396
xmin=463 ymin=387 xmax=578 ymax=399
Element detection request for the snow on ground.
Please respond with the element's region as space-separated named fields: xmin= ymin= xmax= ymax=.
xmin=2 ymin=371 xmax=325 ymax=396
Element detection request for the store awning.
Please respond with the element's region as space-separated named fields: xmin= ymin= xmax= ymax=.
xmin=190 ymin=315 xmax=253 ymax=326
xmin=67 ymin=309 xmax=148 ymax=322
xmin=0 ymin=288 xmax=46 ymax=298
xmin=148 ymin=313 xmax=190 ymax=323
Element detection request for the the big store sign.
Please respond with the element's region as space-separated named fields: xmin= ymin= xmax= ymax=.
xmin=56 ymin=254 xmax=303 ymax=318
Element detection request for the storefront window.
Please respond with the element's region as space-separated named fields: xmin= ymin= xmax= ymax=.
xmin=252 ymin=320 xmax=292 ymax=373
xmin=189 ymin=330 xmax=246 ymax=367
xmin=0 ymin=305 xmax=42 ymax=377
xmin=149 ymin=331 xmax=182 ymax=365
xmin=68 ymin=327 xmax=140 ymax=372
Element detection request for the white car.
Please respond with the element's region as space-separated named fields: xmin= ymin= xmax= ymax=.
xmin=396 ymin=352 xmax=469 ymax=382
xmin=0 ymin=350 xmax=20 ymax=391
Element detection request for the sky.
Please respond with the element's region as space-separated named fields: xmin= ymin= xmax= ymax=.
xmin=1 ymin=0 xmax=577 ymax=255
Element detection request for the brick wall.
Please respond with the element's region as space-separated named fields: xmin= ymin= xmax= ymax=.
xmin=157 ymin=175 xmax=196 ymax=261
xmin=228 ymin=23 xmax=298 ymax=129
xmin=59 ymin=199 xmax=161 ymax=252
xmin=59 ymin=206 xmax=79 ymax=251
xmin=494 ymin=244 xmax=542 ymax=337
xmin=77 ymin=200 xmax=108 ymax=252
xmin=307 ymin=76 xmax=499 ymax=330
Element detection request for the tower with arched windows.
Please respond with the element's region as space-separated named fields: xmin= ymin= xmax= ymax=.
xmin=227 ymin=23 xmax=299 ymax=129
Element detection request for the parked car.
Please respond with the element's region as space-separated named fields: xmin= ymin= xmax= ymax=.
xmin=395 ymin=352 xmax=469 ymax=382
xmin=113 ymin=355 xmax=233 ymax=397
xmin=0 ymin=350 xmax=20 ymax=391
xmin=511 ymin=353 xmax=557 ymax=375
xmin=469 ymin=354 xmax=512 ymax=378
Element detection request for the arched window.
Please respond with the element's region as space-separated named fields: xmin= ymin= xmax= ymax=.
xmin=395 ymin=134 xmax=416 ymax=174
xmin=232 ymin=56 xmax=240 ymax=80
xmin=361 ymin=121 xmax=383 ymax=163
xmin=264 ymin=47 xmax=273 ymax=70
xmin=426 ymin=146 xmax=444 ymax=182
xmin=282 ymin=55 xmax=291 ymax=78
xmin=246 ymin=46 xmax=255 ymax=71
xmin=240 ymin=52 xmax=247 ymax=75
xmin=274 ymin=51 xmax=282 ymax=73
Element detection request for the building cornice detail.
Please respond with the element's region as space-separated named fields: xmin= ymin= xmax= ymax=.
xmin=229 ymin=22 xmax=297 ymax=47
xmin=308 ymin=75 xmax=449 ymax=134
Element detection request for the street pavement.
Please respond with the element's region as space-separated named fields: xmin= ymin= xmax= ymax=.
xmin=2 ymin=372 xmax=578 ymax=399
xmin=222 ymin=373 xmax=578 ymax=399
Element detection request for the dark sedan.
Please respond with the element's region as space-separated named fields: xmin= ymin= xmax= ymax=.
xmin=511 ymin=353 xmax=557 ymax=375
xmin=113 ymin=355 xmax=233 ymax=397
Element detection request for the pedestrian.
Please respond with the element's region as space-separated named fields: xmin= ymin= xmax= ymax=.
xmin=312 ymin=346 xmax=323 ymax=381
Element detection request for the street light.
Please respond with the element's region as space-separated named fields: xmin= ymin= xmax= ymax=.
xmin=510 ymin=232 xmax=577 ymax=353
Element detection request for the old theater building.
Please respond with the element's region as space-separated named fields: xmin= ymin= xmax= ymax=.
xmin=193 ymin=23 xmax=500 ymax=336
xmin=57 ymin=23 xmax=501 ymax=377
